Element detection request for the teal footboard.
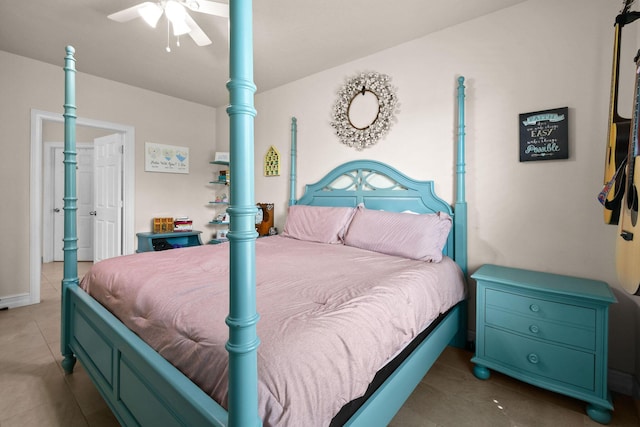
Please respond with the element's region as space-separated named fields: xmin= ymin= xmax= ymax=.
xmin=66 ymin=286 xmax=229 ymax=426
xmin=67 ymin=282 xmax=465 ymax=427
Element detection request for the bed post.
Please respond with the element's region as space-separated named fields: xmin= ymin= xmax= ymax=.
xmin=60 ymin=46 xmax=78 ymax=374
xmin=289 ymin=116 xmax=297 ymax=206
xmin=225 ymin=1 xmax=261 ymax=426
xmin=454 ymin=76 xmax=467 ymax=276
xmin=450 ymin=76 xmax=469 ymax=350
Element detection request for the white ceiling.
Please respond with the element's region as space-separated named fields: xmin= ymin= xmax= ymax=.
xmin=0 ymin=0 xmax=525 ymax=107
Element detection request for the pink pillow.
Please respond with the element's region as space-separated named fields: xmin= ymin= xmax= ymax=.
xmin=343 ymin=206 xmax=452 ymax=262
xmin=282 ymin=205 xmax=356 ymax=244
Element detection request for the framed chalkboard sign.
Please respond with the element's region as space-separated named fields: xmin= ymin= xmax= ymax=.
xmin=519 ymin=107 xmax=568 ymax=162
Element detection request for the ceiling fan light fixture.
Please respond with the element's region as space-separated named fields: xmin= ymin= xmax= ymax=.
xmin=138 ymin=3 xmax=162 ymax=28
xmin=165 ymin=1 xmax=185 ymax=22
xmin=165 ymin=1 xmax=190 ymax=36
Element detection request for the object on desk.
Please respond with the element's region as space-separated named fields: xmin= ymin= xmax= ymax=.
xmin=152 ymin=238 xmax=173 ymax=251
xmin=174 ymin=217 xmax=193 ymax=232
xmin=153 ymin=217 xmax=174 ymax=233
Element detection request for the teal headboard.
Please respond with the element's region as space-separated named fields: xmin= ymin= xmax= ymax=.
xmin=295 ymin=160 xmax=456 ymax=260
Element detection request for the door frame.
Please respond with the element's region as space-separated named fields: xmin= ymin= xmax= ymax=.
xmin=29 ymin=109 xmax=135 ymax=305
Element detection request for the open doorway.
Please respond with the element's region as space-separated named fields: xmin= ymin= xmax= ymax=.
xmin=29 ymin=109 xmax=135 ymax=306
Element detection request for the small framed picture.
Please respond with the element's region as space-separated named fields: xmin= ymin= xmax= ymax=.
xmin=214 ymin=152 xmax=230 ymax=162
xmin=519 ymin=107 xmax=568 ymax=162
xmin=216 ymin=229 xmax=229 ymax=240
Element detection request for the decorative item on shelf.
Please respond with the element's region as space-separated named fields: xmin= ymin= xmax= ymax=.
xmin=213 ymin=193 xmax=229 ymax=204
xmin=255 ymin=203 xmax=274 ymax=236
xmin=215 ymin=229 xmax=229 ymax=241
xmin=330 ymin=71 xmax=398 ymax=150
xmin=263 ymin=145 xmax=280 ymax=176
xmin=173 ymin=217 xmax=193 ymax=232
xmin=214 ymin=151 xmax=230 ymax=163
xmin=208 ymin=157 xmax=231 ymax=242
xmin=218 ymin=169 xmax=230 ymax=184
xmin=152 ymin=217 xmax=174 ymax=233
xmin=213 ymin=212 xmax=230 ymax=224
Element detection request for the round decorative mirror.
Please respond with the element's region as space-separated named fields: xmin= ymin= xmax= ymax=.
xmin=330 ymin=72 xmax=397 ymax=150
xmin=348 ymin=89 xmax=380 ymax=130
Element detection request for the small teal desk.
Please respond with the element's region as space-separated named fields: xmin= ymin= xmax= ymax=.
xmin=471 ymin=264 xmax=617 ymax=424
xmin=136 ymin=231 xmax=202 ymax=253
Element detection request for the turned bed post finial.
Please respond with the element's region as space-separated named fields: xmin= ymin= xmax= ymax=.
xmin=225 ymin=1 xmax=261 ymax=426
xmin=61 ymin=45 xmax=78 ymax=374
xmin=289 ymin=117 xmax=298 ymax=206
xmin=455 ymin=76 xmax=468 ymax=276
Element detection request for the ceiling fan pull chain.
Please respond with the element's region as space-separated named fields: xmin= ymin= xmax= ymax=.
xmin=166 ymin=18 xmax=171 ymax=52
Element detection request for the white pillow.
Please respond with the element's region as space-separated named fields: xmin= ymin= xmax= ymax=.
xmin=282 ymin=205 xmax=356 ymax=244
xmin=343 ymin=206 xmax=452 ymax=262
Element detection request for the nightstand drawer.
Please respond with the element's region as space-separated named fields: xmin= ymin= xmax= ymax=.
xmin=484 ymin=327 xmax=595 ymax=391
xmin=486 ymin=288 xmax=596 ymax=328
xmin=485 ymin=306 xmax=595 ymax=350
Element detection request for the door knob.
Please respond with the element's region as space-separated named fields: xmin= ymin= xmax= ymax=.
xmin=89 ymin=211 xmax=97 ymax=216
xmin=54 ymin=208 xmax=60 ymax=213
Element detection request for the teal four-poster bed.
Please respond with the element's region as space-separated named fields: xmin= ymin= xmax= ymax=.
xmin=60 ymin=2 xmax=469 ymax=426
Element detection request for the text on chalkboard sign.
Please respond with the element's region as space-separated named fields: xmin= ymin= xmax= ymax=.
xmin=519 ymin=107 xmax=569 ymax=162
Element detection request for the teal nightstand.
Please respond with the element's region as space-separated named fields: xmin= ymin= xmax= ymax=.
xmin=471 ymin=264 xmax=617 ymax=424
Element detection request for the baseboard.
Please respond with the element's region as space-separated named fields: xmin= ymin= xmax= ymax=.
xmin=608 ymin=368 xmax=640 ymax=399
xmin=0 ymin=292 xmax=38 ymax=309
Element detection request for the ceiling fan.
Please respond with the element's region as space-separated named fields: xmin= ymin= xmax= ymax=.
xmin=108 ymin=1 xmax=229 ymax=51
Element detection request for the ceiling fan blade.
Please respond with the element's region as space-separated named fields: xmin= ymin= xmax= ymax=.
xmin=184 ymin=0 xmax=229 ymax=18
xmin=184 ymin=13 xmax=212 ymax=46
xmin=107 ymin=2 xmax=152 ymax=22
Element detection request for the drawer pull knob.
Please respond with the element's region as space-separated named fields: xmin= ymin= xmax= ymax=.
xmin=527 ymin=353 xmax=539 ymax=364
xmin=529 ymin=304 xmax=540 ymax=313
xmin=529 ymin=325 xmax=539 ymax=334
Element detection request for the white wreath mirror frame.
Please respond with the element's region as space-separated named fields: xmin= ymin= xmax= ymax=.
xmin=330 ymin=72 xmax=398 ymax=150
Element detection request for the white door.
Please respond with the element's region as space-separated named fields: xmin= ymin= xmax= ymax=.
xmin=53 ymin=145 xmax=94 ymax=261
xmin=94 ymin=134 xmax=123 ymax=262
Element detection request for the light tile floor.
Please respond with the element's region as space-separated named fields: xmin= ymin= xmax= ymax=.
xmin=1 ymin=262 xmax=638 ymax=426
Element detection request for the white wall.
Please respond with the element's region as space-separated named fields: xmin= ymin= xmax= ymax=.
xmin=1 ymin=50 xmax=217 ymax=302
xmin=217 ymin=0 xmax=640 ymax=384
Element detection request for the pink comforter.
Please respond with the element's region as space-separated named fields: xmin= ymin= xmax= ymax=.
xmin=81 ymin=235 xmax=466 ymax=426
